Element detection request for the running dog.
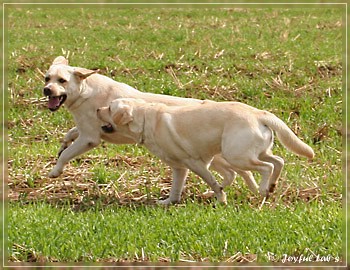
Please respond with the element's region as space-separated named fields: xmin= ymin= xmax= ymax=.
xmin=97 ymin=98 xmax=314 ymax=204
xmin=43 ymin=56 xmax=256 ymax=195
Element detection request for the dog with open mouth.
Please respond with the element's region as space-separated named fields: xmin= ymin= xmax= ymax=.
xmin=45 ymin=91 xmax=67 ymax=112
xmin=43 ymin=57 xmax=97 ymax=112
xmin=43 ymin=56 xmax=262 ymax=198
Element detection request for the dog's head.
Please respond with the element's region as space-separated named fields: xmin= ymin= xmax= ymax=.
xmin=97 ymin=98 xmax=146 ymax=135
xmin=43 ymin=56 xmax=98 ymax=111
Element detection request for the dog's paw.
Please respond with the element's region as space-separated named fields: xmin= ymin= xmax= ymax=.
xmin=216 ymin=191 xmax=227 ymax=205
xmin=48 ymin=169 xmax=62 ymax=178
xmin=259 ymin=192 xmax=269 ymax=198
xmin=202 ymin=190 xmax=215 ymax=199
xmin=258 ymin=187 xmax=270 ymax=199
xmin=157 ymin=198 xmax=179 ymax=206
xmin=269 ymin=183 xmax=277 ymax=193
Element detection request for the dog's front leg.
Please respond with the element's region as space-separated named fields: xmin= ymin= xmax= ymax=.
xmin=58 ymin=127 xmax=79 ymax=157
xmin=158 ymin=167 xmax=189 ymax=205
xmin=48 ymin=135 xmax=101 ymax=178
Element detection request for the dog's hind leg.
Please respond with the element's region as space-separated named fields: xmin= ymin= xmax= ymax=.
xmin=58 ymin=127 xmax=79 ymax=157
xmin=158 ymin=167 xmax=189 ymax=205
xmin=224 ymin=155 xmax=274 ymax=198
xmin=253 ymin=160 xmax=274 ymax=198
xmin=223 ymin=156 xmax=274 ymax=198
xmin=208 ymin=156 xmax=259 ymax=195
xmin=210 ymin=155 xmax=237 ymax=188
xmin=259 ymin=152 xmax=284 ymax=193
xmin=234 ymin=169 xmax=259 ymax=195
xmin=186 ymin=159 xmax=227 ymax=204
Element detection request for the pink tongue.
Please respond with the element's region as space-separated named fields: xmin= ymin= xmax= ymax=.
xmin=48 ymin=97 xmax=60 ymax=109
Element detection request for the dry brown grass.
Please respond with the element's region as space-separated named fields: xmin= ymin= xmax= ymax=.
xmin=8 ymin=151 xmax=340 ymax=212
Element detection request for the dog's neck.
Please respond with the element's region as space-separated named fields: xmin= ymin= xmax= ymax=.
xmin=65 ymin=81 xmax=90 ymax=111
xmin=136 ymin=105 xmax=160 ymax=146
xmin=136 ymin=113 xmax=146 ymax=145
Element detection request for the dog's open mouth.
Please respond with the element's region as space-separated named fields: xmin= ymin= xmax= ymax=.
xmin=101 ymin=123 xmax=115 ymax=133
xmin=48 ymin=95 xmax=67 ymax=111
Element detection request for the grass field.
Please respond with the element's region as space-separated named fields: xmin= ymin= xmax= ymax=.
xmin=5 ymin=5 xmax=345 ymax=266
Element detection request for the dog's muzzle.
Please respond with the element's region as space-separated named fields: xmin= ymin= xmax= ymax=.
xmin=43 ymin=87 xmax=51 ymax=96
xmin=101 ymin=123 xmax=115 ymax=133
xmin=43 ymin=87 xmax=67 ymax=112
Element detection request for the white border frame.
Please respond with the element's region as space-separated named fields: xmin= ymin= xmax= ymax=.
xmin=2 ymin=1 xmax=348 ymax=268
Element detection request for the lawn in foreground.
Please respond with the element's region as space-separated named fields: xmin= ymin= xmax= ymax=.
xmin=8 ymin=199 xmax=342 ymax=263
xmin=6 ymin=5 xmax=344 ymax=265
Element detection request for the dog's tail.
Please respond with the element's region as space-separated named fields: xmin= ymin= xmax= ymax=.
xmin=260 ymin=112 xmax=315 ymax=159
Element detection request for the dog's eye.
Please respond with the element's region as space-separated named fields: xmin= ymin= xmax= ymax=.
xmin=45 ymin=77 xmax=50 ymax=82
xmin=58 ymin=78 xmax=67 ymax=84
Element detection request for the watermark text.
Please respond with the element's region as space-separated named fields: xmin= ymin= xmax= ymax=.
xmin=266 ymin=251 xmax=340 ymax=263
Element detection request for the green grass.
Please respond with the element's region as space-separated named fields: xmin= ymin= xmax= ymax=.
xmin=8 ymin=201 xmax=342 ymax=263
xmin=6 ymin=5 xmax=344 ymax=265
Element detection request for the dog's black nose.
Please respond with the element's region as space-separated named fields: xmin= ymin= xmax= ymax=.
xmin=102 ymin=124 xmax=115 ymax=133
xmin=43 ymin=87 xmax=51 ymax=96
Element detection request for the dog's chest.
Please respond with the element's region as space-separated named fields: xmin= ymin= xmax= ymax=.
xmin=143 ymin=138 xmax=181 ymax=167
xmin=144 ymin=140 xmax=166 ymax=159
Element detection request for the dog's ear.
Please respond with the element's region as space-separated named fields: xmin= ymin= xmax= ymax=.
xmin=113 ymin=106 xmax=133 ymax=126
xmin=73 ymin=68 xmax=99 ymax=80
xmin=52 ymin=56 xmax=68 ymax=66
